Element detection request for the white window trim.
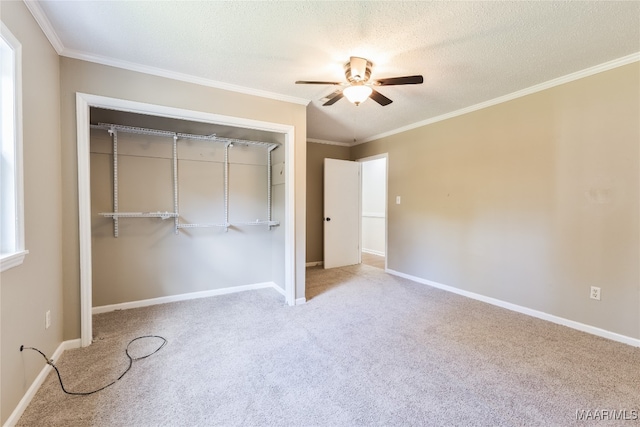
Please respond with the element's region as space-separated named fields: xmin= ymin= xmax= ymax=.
xmin=1 ymin=250 xmax=29 ymax=271
xmin=1 ymin=22 xmax=28 ymax=272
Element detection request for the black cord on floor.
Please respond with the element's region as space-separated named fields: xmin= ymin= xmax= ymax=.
xmin=20 ymin=335 xmax=167 ymax=396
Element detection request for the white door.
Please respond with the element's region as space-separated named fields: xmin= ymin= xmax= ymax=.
xmin=324 ymin=158 xmax=361 ymax=269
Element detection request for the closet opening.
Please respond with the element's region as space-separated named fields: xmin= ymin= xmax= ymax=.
xmin=76 ymin=94 xmax=296 ymax=347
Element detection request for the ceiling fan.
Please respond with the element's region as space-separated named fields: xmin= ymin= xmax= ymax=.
xmin=296 ymin=56 xmax=423 ymax=106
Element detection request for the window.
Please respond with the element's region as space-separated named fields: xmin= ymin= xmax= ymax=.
xmin=1 ymin=23 xmax=27 ymax=272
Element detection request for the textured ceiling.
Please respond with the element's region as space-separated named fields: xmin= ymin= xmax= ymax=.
xmin=31 ymin=1 xmax=640 ymax=144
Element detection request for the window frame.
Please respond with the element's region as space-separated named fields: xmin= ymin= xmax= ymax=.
xmin=1 ymin=22 xmax=28 ymax=272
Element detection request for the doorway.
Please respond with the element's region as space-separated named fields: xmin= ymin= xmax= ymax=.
xmin=358 ymin=154 xmax=387 ymax=270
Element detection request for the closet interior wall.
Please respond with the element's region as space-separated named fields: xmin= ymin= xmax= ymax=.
xmin=89 ymin=112 xmax=286 ymax=308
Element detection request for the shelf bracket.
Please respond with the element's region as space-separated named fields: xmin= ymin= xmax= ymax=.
xmin=109 ymin=126 xmax=119 ymax=237
xmin=224 ymin=142 xmax=231 ymax=232
xmin=172 ymin=134 xmax=179 ymax=234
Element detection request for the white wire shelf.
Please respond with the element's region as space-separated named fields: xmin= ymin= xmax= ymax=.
xmin=177 ymin=223 xmax=228 ymax=229
xmin=95 ymin=122 xmax=280 ymax=237
xmin=99 ymin=211 xmax=178 ymax=220
xmin=178 ymin=220 xmax=279 ymax=229
xmin=234 ymin=220 xmax=280 ymax=226
xmin=92 ymin=123 xmax=279 ymax=148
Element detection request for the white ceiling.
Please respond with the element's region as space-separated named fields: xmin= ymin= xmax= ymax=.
xmin=29 ymin=1 xmax=640 ymax=144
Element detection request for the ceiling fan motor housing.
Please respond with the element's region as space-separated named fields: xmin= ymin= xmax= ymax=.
xmin=345 ymin=57 xmax=372 ymax=83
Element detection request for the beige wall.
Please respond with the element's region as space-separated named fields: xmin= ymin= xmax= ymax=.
xmin=352 ymin=63 xmax=640 ymax=339
xmin=306 ymin=142 xmax=351 ymax=263
xmin=0 ymin=2 xmax=62 ymax=423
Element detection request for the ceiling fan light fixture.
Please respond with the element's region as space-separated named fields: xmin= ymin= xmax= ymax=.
xmin=296 ymin=56 xmax=422 ymax=107
xmin=343 ymin=85 xmax=372 ymax=106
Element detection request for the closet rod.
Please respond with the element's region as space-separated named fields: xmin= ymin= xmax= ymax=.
xmin=91 ymin=123 xmax=279 ymax=148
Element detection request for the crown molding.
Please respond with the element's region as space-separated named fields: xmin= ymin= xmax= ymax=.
xmin=307 ymin=138 xmax=352 ymax=147
xmin=23 ymin=0 xmax=63 ymax=54
xmin=358 ymin=52 xmax=640 ymax=145
xmin=61 ymin=49 xmax=310 ymax=106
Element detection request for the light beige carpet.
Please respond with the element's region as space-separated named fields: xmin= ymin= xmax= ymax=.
xmin=18 ymin=264 xmax=640 ymax=426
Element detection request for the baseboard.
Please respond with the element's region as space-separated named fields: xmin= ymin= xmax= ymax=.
xmin=92 ymin=282 xmax=281 ymax=314
xmin=271 ymin=283 xmax=286 ymax=297
xmin=385 ymin=269 xmax=640 ymax=348
xmin=4 ymin=339 xmax=82 ymax=427
xmin=59 ymin=338 xmax=82 ymax=353
xmin=362 ymin=248 xmax=385 ymax=257
xmin=295 ymin=297 xmax=307 ymax=305
xmin=306 ymin=261 xmax=323 ymax=267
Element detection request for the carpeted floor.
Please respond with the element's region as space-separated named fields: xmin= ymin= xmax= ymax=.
xmin=18 ymin=264 xmax=640 ymax=426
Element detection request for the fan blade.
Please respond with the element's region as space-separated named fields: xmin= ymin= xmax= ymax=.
xmin=369 ymin=89 xmax=393 ymax=106
xmin=323 ymin=91 xmax=344 ymax=106
xmin=374 ymin=75 xmax=424 ymax=86
xmin=295 ymin=80 xmax=342 ymax=85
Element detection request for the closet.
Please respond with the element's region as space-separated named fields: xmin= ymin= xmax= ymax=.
xmin=89 ymin=108 xmax=286 ymax=309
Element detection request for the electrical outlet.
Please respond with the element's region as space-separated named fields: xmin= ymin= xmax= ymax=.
xmin=590 ymin=286 xmax=601 ymax=301
xmin=45 ymin=310 xmax=51 ymax=329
